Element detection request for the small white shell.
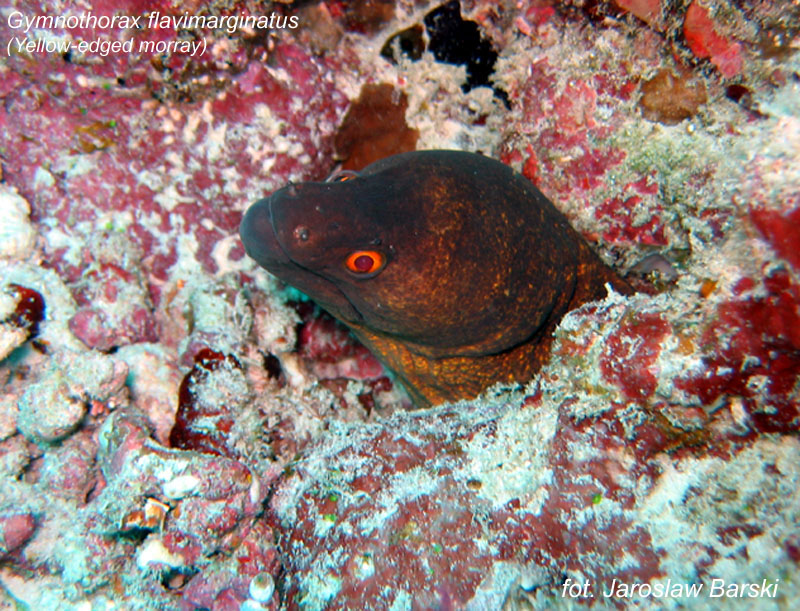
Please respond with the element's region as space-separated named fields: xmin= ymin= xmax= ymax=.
xmin=162 ymin=474 xmax=201 ymax=499
xmin=249 ymin=572 xmax=275 ymax=603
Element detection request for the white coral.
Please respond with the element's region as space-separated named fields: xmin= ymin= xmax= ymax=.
xmin=0 ymin=185 xmax=36 ymax=261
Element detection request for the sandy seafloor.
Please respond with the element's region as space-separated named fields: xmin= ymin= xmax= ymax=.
xmin=0 ymin=0 xmax=799 ymax=609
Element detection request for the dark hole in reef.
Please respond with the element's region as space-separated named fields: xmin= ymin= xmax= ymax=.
xmin=380 ymin=24 xmax=425 ymax=63
xmin=423 ymin=0 xmax=507 ymax=103
xmin=160 ymin=567 xmax=198 ymax=591
xmin=725 ymin=83 xmax=766 ymax=118
xmin=424 ymin=0 xmax=493 ymax=90
xmin=113 ymin=526 xmax=151 ymax=544
xmin=379 ymin=0 xmax=509 ymax=106
xmin=725 ymin=83 xmax=750 ymax=103
xmin=264 ymin=352 xmax=283 ymax=380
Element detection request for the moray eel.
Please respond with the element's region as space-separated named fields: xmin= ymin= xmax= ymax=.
xmin=240 ymin=150 xmax=631 ymax=407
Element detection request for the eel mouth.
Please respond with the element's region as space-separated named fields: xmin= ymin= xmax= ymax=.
xmin=239 ymin=194 xmax=363 ymax=323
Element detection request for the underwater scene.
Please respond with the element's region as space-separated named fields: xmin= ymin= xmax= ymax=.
xmin=0 ymin=0 xmax=798 ymax=609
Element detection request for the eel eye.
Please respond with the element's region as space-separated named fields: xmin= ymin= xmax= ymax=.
xmin=345 ymin=250 xmax=385 ymax=275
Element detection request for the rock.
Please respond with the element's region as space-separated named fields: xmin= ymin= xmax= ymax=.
xmin=17 ymin=351 xmax=128 ymax=444
xmin=0 ymin=512 xmax=36 ymax=557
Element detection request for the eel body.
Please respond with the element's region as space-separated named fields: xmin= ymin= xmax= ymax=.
xmin=240 ymin=150 xmax=630 ymax=407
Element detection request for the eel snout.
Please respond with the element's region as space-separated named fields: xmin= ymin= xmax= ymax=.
xmin=240 ymin=197 xmax=290 ymax=269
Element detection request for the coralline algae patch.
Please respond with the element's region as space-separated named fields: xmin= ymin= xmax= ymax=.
xmin=269 ymin=400 xmax=800 ymax=610
xmin=494 ymin=0 xmax=798 ymax=270
xmin=1 ymin=0 xmax=349 ymax=295
xmin=0 ymin=0 xmax=799 ymax=609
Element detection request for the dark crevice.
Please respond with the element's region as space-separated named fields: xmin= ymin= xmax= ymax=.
xmin=381 ymin=0 xmax=509 ymax=105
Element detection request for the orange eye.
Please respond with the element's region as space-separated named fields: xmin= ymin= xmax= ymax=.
xmin=345 ymin=250 xmax=385 ymax=274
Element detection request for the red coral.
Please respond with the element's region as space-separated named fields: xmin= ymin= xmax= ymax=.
xmin=750 ymin=204 xmax=800 ymax=271
xmin=298 ymin=308 xmax=355 ymax=364
xmin=554 ymin=80 xmax=598 ymax=135
xmin=169 ymin=349 xmax=243 ymax=458
xmin=517 ymin=2 xmax=556 ymax=33
xmin=594 ymin=176 xmax=667 ymax=246
xmin=600 ymin=314 xmax=671 ymax=401
xmin=683 ymin=1 xmax=743 ymax=78
xmin=3 ymin=29 xmax=347 ymax=296
xmin=565 ymin=147 xmax=627 ymax=192
xmin=676 ymin=269 xmax=800 ymax=432
xmin=614 ymin=0 xmax=663 ymax=29
xmin=3 ymin=284 xmax=45 ymax=342
xmin=61 ymin=241 xmax=158 ymax=350
xmin=505 ymin=58 xmax=631 ymax=200
xmin=521 ymin=144 xmax=541 ymax=183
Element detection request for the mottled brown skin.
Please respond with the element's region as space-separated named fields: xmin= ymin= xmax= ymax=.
xmin=240 ymin=150 xmax=630 ymax=407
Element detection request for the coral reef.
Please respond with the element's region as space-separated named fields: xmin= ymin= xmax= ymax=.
xmin=0 ymin=0 xmax=798 ymax=609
